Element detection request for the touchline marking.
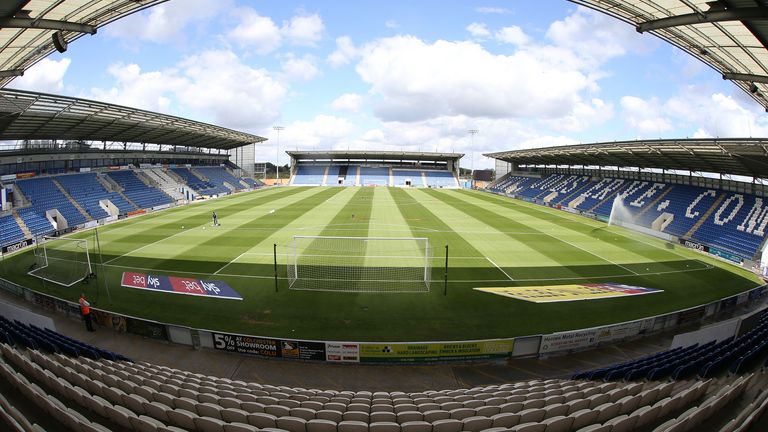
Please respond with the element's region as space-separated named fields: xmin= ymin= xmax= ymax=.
xmin=213 ymin=251 xmax=248 ymax=275
xmin=486 ymin=257 xmax=515 ymax=281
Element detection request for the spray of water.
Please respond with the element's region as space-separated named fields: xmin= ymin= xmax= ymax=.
xmin=608 ymin=195 xmax=634 ymax=226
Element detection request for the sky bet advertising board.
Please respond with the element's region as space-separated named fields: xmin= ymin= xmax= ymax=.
xmin=120 ymin=272 xmax=243 ymax=300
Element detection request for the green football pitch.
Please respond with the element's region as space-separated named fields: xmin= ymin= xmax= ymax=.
xmin=1 ymin=187 xmax=761 ymax=341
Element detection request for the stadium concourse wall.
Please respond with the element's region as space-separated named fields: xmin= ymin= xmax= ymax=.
xmin=0 ymin=276 xmax=765 ymax=364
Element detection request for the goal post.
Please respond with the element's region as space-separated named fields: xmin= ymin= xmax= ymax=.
xmin=287 ymin=236 xmax=432 ymax=293
xmin=28 ymin=236 xmax=92 ymax=287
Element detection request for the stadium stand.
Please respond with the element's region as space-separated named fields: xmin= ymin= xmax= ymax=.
xmin=194 ymin=166 xmax=245 ymax=192
xmin=293 ymin=166 xmax=327 ymax=185
xmin=393 ymin=170 xmax=426 ymax=187
xmin=489 ymin=172 xmax=768 ymax=260
xmin=16 ymin=177 xmax=88 ymax=229
xmin=141 ymin=169 xmax=186 ymax=201
xmin=0 ymin=309 xmax=760 ymax=432
xmin=55 ymin=173 xmax=134 ymax=218
xmin=573 ymin=309 xmax=768 ymax=382
xmin=171 ymin=168 xmax=230 ymax=196
xmin=0 ymin=215 xmax=25 ymax=246
xmin=359 ymin=167 xmax=390 ymax=186
xmin=106 ymin=170 xmax=172 ymax=210
xmin=424 ymin=171 xmax=459 ymax=188
xmin=14 ymin=208 xmax=53 ymax=237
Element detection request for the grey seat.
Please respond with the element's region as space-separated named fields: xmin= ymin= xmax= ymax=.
xmin=167 ymin=409 xmax=198 ymax=430
xmin=222 ymin=408 xmax=250 ymax=423
xmin=370 ymin=411 xmax=396 ymax=423
xmin=510 ymin=422 xmax=546 ymax=432
xmin=569 ymin=408 xmax=598 ymax=430
xmin=248 ymin=412 xmax=278 ymax=429
xmin=491 ymin=412 xmax=520 ymax=428
xmin=316 ymin=409 xmax=343 ymax=422
xmin=542 ymin=415 xmax=573 ymax=432
xmin=276 ymin=415 xmax=308 ymax=432
xmin=338 ymin=420 xmax=369 ymax=432
xmin=518 ymin=408 xmax=545 ymax=423
xmin=369 ymin=422 xmax=400 ymax=432
xmin=400 ymin=421 xmax=432 ymax=432
xmin=431 ymin=418 xmax=462 ymax=432
xmin=462 ymin=415 xmax=493 ymax=432
xmin=306 ymin=419 xmax=338 ymax=432
xmin=194 ymin=416 xmax=227 ymax=432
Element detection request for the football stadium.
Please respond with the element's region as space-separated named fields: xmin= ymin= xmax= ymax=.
xmin=1 ymin=1 xmax=768 ymax=432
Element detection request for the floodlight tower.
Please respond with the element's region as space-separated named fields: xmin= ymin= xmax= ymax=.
xmin=273 ymin=125 xmax=284 ymax=182
xmin=468 ymin=129 xmax=479 ymax=179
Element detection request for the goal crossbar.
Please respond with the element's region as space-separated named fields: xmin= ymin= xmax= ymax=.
xmin=287 ymin=236 xmax=431 ymax=293
xmin=28 ymin=236 xmax=92 ymax=287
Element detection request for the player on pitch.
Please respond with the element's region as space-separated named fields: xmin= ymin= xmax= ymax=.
xmin=212 ymin=211 xmax=220 ymax=226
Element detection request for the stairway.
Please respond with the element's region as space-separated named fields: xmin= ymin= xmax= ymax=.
xmin=12 ymin=210 xmax=32 ymax=239
xmin=684 ymin=192 xmax=727 ymax=239
xmin=135 ymin=170 xmax=156 ymax=187
xmin=96 ymin=173 xmax=119 ymax=192
xmin=52 ymin=179 xmax=92 ymax=221
xmin=588 ymin=181 xmax=631 ymax=213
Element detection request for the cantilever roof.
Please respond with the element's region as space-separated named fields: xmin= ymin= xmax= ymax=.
xmin=576 ymin=0 xmax=768 ymax=111
xmin=485 ymin=139 xmax=768 ymax=178
xmin=287 ymin=150 xmax=464 ymax=162
xmin=0 ymin=88 xmax=266 ymax=149
xmin=0 ymin=0 xmax=166 ymax=88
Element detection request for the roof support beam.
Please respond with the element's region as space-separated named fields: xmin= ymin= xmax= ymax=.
xmin=0 ymin=69 xmax=23 ymax=78
xmin=637 ymin=7 xmax=768 ymax=33
xmin=0 ymin=17 xmax=96 ymax=34
xmin=722 ymin=72 xmax=768 ymax=84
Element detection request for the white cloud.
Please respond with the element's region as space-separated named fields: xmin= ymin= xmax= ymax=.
xmin=495 ymin=26 xmax=529 ymax=46
xmin=281 ymin=115 xmax=356 ymax=149
xmin=283 ymin=14 xmax=324 ymax=46
xmin=385 ymin=20 xmax=400 ymax=29
xmin=227 ymin=11 xmax=324 ymax=53
xmin=227 ymin=9 xmax=282 ymax=54
xmin=475 ymin=7 xmax=510 ymax=14
xmin=331 ymin=93 xmax=364 ymax=112
xmin=9 ymin=58 xmax=71 ymax=93
xmin=356 ymin=36 xmax=592 ymax=122
xmin=546 ymin=7 xmax=648 ymax=67
xmin=280 ymin=54 xmax=319 ymax=81
xmin=620 ymin=96 xmax=672 ymax=134
xmin=327 ymin=36 xmax=359 ymax=67
xmin=87 ymin=50 xmax=286 ymax=130
xmin=547 ymin=98 xmax=614 ymax=132
xmin=87 ymin=63 xmax=185 ymax=112
xmin=105 ymin=0 xmax=222 ymax=43
xmin=466 ymin=23 xmax=491 ymax=38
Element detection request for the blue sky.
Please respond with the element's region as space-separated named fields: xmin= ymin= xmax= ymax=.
xmin=9 ymin=0 xmax=768 ymax=169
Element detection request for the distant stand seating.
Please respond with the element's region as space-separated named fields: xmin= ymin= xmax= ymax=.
xmin=359 ymin=167 xmax=389 ymax=186
xmin=16 ymin=177 xmax=87 ymax=229
xmin=55 ymin=173 xmax=134 ymax=218
xmin=293 ymin=165 xmax=326 ymax=185
xmin=0 ymin=315 xmax=130 ymax=362
xmin=573 ymin=309 xmax=768 ymax=381
xmin=194 ymin=166 xmax=244 ymax=191
xmin=171 ymin=168 xmax=229 ymax=196
xmin=424 ymin=171 xmax=458 ymax=188
xmin=107 ymin=170 xmax=172 ymax=209
xmin=393 ymin=170 xmax=424 ymax=187
xmin=487 ymin=172 xmax=768 ymax=260
xmin=0 ymin=214 xmax=25 ymax=246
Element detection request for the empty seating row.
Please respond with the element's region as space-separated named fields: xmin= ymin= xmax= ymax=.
xmin=294 ymin=166 xmax=327 ymax=185
xmin=573 ymin=309 xmax=768 ymax=382
xmin=16 ymin=177 xmax=87 ymax=228
xmin=486 ymin=173 xmax=768 ymax=260
xmin=55 ymin=173 xmax=134 ymax=218
xmin=195 ymin=167 xmax=243 ymax=192
xmin=106 ymin=170 xmax=171 ymax=209
xmin=172 ymin=168 xmax=230 ymax=196
xmin=0 ymin=214 xmax=25 ymax=246
xmin=424 ymin=172 xmax=458 ymax=188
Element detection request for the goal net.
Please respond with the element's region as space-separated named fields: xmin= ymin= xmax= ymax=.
xmin=287 ymin=236 xmax=432 ymax=293
xmin=28 ymin=237 xmax=92 ymax=287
